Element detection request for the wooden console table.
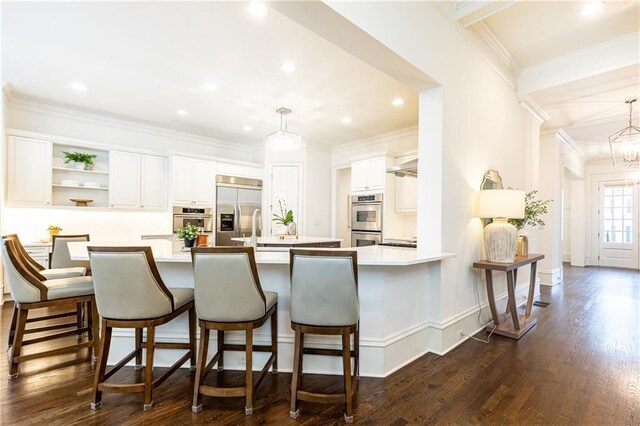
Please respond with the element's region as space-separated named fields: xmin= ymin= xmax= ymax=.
xmin=473 ymin=254 xmax=544 ymax=339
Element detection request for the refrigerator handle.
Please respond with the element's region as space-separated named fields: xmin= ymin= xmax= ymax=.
xmin=237 ymin=204 xmax=242 ymax=235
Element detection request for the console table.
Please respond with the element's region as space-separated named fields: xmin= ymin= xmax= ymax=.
xmin=473 ymin=254 xmax=544 ymax=339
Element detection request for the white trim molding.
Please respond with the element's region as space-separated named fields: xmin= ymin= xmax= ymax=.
xmin=473 ymin=21 xmax=522 ymax=77
xmin=455 ymin=0 xmax=518 ymax=27
xmin=539 ymin=267 xmax=563 ymax=287
xmin=518 ymin=94 xmax=550 ymax=125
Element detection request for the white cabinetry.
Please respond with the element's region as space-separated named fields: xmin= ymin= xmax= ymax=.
xmin=8 ymin=136 xmax=52 ymax=206
xmin=351 ymin=157 xmax=387 ymax=192
xmin=171 ymin=156 xmax=215 ymax=206
xmin=217 ymin=163 xmax=263 ymax=180
xmin=395 ymin=176 xmax=417 ymax=213
xmin=110 ymin=151 xmax=167 ymax=209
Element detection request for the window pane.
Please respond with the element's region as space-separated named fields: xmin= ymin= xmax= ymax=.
xmin=614 ymin=208 xmax=623 ymax=219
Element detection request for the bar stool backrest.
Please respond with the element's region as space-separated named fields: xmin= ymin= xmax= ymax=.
xmin=2 ymin=234 xmax=46 ymax=274
xmin=51 ymin=234 xmax=91 ymax=269
xmin=289 ymin=249 xmax=359 ymax=327
xmin=191 ymin=247 xmax=267 ymax=322
xmin=1 ymin=238 xmax=47 ymax=303
xmin=88 ymin=246 xmax=175 ymax=320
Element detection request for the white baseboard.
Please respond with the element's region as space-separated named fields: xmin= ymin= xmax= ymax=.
xmin=539 ymin=267 xmax=563 ymax=287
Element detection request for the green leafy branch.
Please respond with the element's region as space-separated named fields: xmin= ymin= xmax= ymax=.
xmin=508 ymin=190 xmax=552 ymax=231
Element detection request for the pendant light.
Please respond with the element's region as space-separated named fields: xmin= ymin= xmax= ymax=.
xmin=609 ymin=99 xmax=640 ymax=169
xmin=266 ymin=107 xmax=301 ymax=151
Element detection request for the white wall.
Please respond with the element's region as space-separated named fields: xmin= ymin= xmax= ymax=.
xmin=325 ymin=2 xmax=534 ymax=351
xmin=563 ymin=172 xmax=572 ymax=262
xmin=336 ymin=167 xmax=352 ymax=246
xmin=304 ymin=145 xmax=332 ymax=237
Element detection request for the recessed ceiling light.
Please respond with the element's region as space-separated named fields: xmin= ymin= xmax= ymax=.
xmin=202 ymin=83 xmax=218 ymax=91
xmin=392 ymin=98 xmax=405 ymax=106
xmin=580 ymin=1 xmax=604 ymax=16
xmin=247 ymin=1 xmax=268 ymax=18
xmin=69 ymin=82 xmax=86 ymax=91
xmin=243 ymin=126 xmax=253 ymax=131
xmin=177 ymin=109 xmax=188 ymax=116
xmin=341 ymin=117 xmax=352 ymax=124
xmin=281 ymin=62 xmax=296 ymax=73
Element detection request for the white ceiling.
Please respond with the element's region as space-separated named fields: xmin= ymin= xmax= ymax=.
xmin=2 ymin=2 xmax=418 ymax=147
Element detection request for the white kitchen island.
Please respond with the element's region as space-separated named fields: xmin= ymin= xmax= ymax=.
xmin=69 ymin=240 xmax=455 ymax=378
xmin=230 ymin=236 xmax=342 ymax=248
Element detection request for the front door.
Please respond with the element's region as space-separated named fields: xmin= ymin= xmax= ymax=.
xmin=598 ymin=181 xmax=639 ymax=269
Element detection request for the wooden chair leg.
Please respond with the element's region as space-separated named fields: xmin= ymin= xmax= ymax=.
xmin=342 ymin=330 xmax=353 ymax=423
xmin=7 ymin=303 xmax=18 ymax=351
xmin=8 ymin=307 xmax=28 ymax=379
xmin=134 ymin=328 xmax=143 ymax=369
xmin=354 ymin=326 xmax=360 ymax=386
xmin=245 ymin=325 xmax=254 ymax=415
xmin=188 ymin=306 xmax=196 ymax=371
xmin=192 ymin=326 xmax=210 ymax=413
xmin=271 ymin=307 xmax=278 ymax=374
xmin=91 ymin=320 xmax=112 ymax=409
xmin=217 ymin=330 xmax=224 ymax=372
xmin=89 ymin=300 xmax=100 ymax=361
xmin=76 ymin=302 xmax=84 ymax=340
xmin=298 ymin=331 xmax=304 ymax=379
xmin=289 ymin=326 xmax=302 ymax=419
xmin=143 ymin=326 xmax=156 ymax=411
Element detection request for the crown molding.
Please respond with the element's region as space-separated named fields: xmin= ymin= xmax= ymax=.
xmin=518 ymin=33 xmax=640 ymax=95
xmin=543 ymin=127 xmax=585 ymax=160
xmin=455 ymin=0 xmax=518 ymax=28
xmin=517 ymin=94 xmax=550 ymax=125
xmin=473 ymin=21 xmax=522 ymax=77
xmin=4 ymin=91 xmax=252 ymax=155
xmin=331 ymin=125 xmax=418 ymax=156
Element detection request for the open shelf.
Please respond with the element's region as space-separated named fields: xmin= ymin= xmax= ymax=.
xmin=53 ymin=184 xmax=108 ymax=190
xmin=53 ymin=167 xmax=109 ymax=175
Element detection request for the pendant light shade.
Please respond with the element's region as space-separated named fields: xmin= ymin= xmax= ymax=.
xmin=609 ymin=99 xmax=640 ymax=169
xmin=266 ymin=107 xmax=301 ymax=151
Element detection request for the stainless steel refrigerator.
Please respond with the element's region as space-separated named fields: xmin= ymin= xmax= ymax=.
xmin=215 ymin=175 xmax=263 ymax=246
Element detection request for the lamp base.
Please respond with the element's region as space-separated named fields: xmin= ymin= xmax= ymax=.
xmin=484 ymin=218 xmax=517 ymax=263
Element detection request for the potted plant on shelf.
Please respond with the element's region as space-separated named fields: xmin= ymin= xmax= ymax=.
xmin=62 ymin=151 xmax=98 ymax=170
xmin=272 ymin=195 xmax=296 ymax=238
xmin=177 ymin=223 xmax=201 ymax=248
xmin=508 ymin=190 xmax=552 ymax=256
xmin=47 ymin=225 xmax=62 ymax=241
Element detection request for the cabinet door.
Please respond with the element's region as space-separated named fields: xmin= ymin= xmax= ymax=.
xmin=217 ymin=163 xmax=263 ymax=179
xmin=141 ymin=155 xmax=167 ymax=210
xmin=172 ymin=157 xmax=195 ymax=205
xmin=395 ymin=176 xmax=418 ymax=213
xmin=109 ymin=151 xmax=141 ymax=208
xmin=192 ymin=160 xmax=215 ymax=205
xmin=351 ymin=160 xmax=369 ymax=191
xmin=8 ymin=136 xmax=52 ymax=206
xmin=366 ymin=157 xmax=387 ymax=190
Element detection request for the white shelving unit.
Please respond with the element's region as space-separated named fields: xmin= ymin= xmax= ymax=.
xmin=52 ymin=144 xmax=110 ymax=208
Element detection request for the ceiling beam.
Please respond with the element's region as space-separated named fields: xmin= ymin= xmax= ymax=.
xmin=455 ymin=0 xmax=518 ymax=27
xmin=517 ymin=33 xmax=640 ymax=96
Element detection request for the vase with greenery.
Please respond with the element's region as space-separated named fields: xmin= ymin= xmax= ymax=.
xmin=47 ymin=225 xmax=62 ymax=240
xmin=177 ymin=223 xmax=200 ymax=248
xmin=62 ymin=151 xmax=98 ymax=170
xmin=508 ymin=190 xmax=552 ymax=231
xmin=272 ymin=195 xmax=295 ymax=236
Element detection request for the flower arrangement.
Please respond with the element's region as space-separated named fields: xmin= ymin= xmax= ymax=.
xmin=62 ymin=151 xmax=98 ymax=169
xmin=272 ymin=195 xmax=294 ymax=226
xmin=508 ymin=190 xmax=552 ymax=231
xmin=47 ymin=225 xmax=62 ymax=231
xmin=177 ymin=224 xmax=200 ymax=241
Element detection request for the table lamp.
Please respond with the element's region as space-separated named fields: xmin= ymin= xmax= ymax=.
xmin=477 ymin=189 xmax=525 ymax=263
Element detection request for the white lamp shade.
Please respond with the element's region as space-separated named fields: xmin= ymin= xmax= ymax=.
xmin=477 ymin=189 xmax=525 ymax=219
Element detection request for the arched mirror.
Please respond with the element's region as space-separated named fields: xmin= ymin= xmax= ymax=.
xmin=480 ymin=169 xmax=504 ymax=190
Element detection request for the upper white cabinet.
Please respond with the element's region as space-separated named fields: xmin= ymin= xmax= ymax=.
xmin=217 ymin=163 xmax=263 ymax=180
xmin=110 ymin=151 xmax=167 ymax=210
xmin=171 ymin=156 xmax=215 ymax=206
xmin=351 ymin=157 xmax=387 ymax=192
xmin=8 ymin=136 xmax=52 ymax=206
xmin=395 ymin=176 xmax=417 ymax=213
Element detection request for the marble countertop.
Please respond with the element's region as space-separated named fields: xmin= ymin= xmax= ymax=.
xmin=230 ymin=236 xmax=343 ymax=245
xmin=68 ymin=240 xmax=455 ymax=266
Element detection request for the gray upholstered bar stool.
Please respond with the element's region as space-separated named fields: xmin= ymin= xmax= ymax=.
xmin=88 ymin=246 xmax=196 ymax=411
xmin=1 ymin=239 xmax=98 ymax=379
xmin=190 ymin=247 xmax=278 ymax=416
xmin=289 ymin=249 xmax=360 ymax=423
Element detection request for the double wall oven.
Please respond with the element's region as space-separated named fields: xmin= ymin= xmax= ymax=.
xmin=351 ymin=193 xmax=383 ymax=247
xmin=172 ymin=207 xmax=213 ymax=233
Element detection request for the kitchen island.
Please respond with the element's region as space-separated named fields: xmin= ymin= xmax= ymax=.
xmin=230 ymin=236 xmax=342 ymax=248
xmin=69 ymin=240 xmax=455 ymax=377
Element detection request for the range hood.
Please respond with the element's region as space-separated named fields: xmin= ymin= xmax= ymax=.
xmin=386 ymin=158 xmax=418 ymax=177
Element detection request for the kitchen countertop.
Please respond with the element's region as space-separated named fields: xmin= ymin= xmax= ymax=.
xmin=230 ymin=236 xmax=343 ymax=245
xmin=68 ymin=240 xmax=455 ymax=266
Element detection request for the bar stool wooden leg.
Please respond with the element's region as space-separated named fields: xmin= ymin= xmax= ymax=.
xmin=76 ymin=302 xmax=84 ymax=340
xmin=134 ymin=328 xmax=143 ymax=369
xmin=271 ymin=307 xmax=278 ymax=374
xmin=354 ymin=326 xmax=360 ymax=385
xmin=143 ymin=326 xmax=156 ymax=411
xmin=192 ymin=326 xmax=209 ymax=413
xmin=188 ymin=306 xmax=196 ymax=371
xmin=91 ymin=320 xmax=111 ymax=410
xmin=245 ymin=324 xmax=254 ymax=415
xmin=290 ymin=326 xmax=302 ymax=419
xmin=7 ymin=304 xmax=18 ymax=351
xmin=8 ymin=308 xmax=28 ymax=379
xmin=217 ymin=330 xmax=224 ymax=372
xmin=342 ymin=330 xmax=354 ymax=423
xmin=89 ymin=300 xmax=100 ymax=361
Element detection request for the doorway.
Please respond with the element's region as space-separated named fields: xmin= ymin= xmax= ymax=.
xmin=598 ymin=181 xmax=639 ymax=269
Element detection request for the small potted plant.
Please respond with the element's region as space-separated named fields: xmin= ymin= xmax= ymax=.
xmin=62 ymin=151 xmax=98 ymax=170
xmin=508 ymin=190 xmax=552 ymax=256
xmin=272 ymin=195 xmax=296 ymax=237
xmin=47 ymin=225 xmax=62 ymax=240
xmin=177 ymin=223 xmax=201 ymax=248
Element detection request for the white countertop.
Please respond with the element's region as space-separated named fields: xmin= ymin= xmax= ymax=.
xmin=68 ymin=240 xmax=455 ymax=266
xmin=230 ymin=236 xmax=343 ymax=245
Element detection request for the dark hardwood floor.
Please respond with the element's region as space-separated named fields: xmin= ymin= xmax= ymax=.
xmin=1 ymin=265 xmax=639 ymax=425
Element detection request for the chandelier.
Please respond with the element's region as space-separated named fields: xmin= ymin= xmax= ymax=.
xmin=266 ymin=107 xmax=301 ymax=151
xmin=609 ymin=98 xmax=640 ymax=169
